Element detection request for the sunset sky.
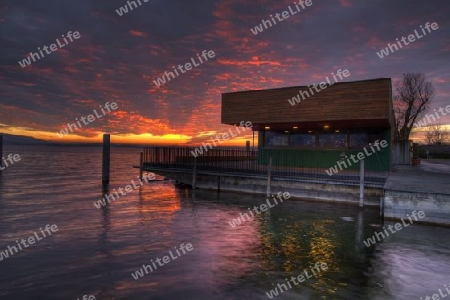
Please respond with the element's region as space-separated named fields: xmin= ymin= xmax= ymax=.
xmin=1 ymin=0 xmax=449 ymax=145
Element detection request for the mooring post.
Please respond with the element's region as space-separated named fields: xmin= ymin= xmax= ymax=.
xmin=359 ymin=159 xmax=365 ymax=207
xmin=266 ymin=155 xmax=272 ymax=197
xmin=192 ymin=156 xmax=197 ymax=189
xmin=102 ymin=134 xmax=110 ymax=185
xmin=139 ymin=152 xmax=143 ymax=180
xmin=355 ymin=210 xmax=364 ymax=252
xmin=0 ymin=135 xmax=3 ymax=171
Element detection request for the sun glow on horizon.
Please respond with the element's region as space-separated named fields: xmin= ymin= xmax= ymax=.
xmin=0 ymin=127 xmax=257 ymax=146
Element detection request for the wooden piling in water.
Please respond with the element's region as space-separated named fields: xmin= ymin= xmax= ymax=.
xmin=139 ymin=152 xmax=143 ymax=180
xmin=102 ymin=134 xmax=110 ymax=185
xmin=192 ymin=156 xmax=197 ymax=189
xmin=266 ymin=155 xmax=272 ymax=197
xmin=359 ymin=159 xmax=365 ymax=207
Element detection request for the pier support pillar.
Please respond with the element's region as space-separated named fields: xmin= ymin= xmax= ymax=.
xmin=359 ymin=159 xmax=365 ymax=207
xmin=355 ymin=210 xmax=364 ymax=252
xmin=266 ymin=156 xmax=272 ymax=197
xmin=192 ymin=156 xmax=197 ymax=189
xmin=102 ymin=134 xmax=110 ymax=185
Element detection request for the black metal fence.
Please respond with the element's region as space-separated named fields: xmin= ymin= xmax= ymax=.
xmin=142 ymin=146 xmax=388 ymax=187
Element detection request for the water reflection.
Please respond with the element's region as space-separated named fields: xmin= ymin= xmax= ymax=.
xmin=0 ymin=146 xmax=449 ymax=300
xmin=100 ymin=184 xmax=111 ymax=245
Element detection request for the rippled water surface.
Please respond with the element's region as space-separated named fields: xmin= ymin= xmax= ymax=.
xmin=0 ymin=145 xmax=449 ymax=300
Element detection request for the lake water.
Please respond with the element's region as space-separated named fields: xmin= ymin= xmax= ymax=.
xmin=0 ymin=145 xmax=449 ymax=300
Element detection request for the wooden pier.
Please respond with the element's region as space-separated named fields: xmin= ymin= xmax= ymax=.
xmin=135 ymin=146 xmax=388 ymax=206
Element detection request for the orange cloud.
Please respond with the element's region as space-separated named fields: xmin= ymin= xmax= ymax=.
xmin=129 ymin=30 xmax=146 ymax=37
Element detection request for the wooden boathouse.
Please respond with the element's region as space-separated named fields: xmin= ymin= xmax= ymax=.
xmin=138 ymin=78 xmax=395 ymax=206
xmin=222 ymin=78 xmax=394 ymax=172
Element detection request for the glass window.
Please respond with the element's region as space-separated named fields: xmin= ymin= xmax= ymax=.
xmin=290 ymin=133 xmax=316 ymax=147
xmin=265 ymin=131 xmax=289 ymax=147
xmin=350 ymin=133 xmax=368 ymax=148
xmin=318 ymin=133 xmax=347 ymax=148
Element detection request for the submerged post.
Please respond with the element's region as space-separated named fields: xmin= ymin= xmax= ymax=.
xmin=102 ymin=134 xmax=110 ymax=185
xmin=359 ymin=159 xmax=365 ymax=207
xmin=192 ymin=156 xmax=197 ymax=189
xmin=266 ymin=155 xmax=272 ymax=197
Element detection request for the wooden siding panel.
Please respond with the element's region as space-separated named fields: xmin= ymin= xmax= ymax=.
xmin=222 ymin=79 xmax=391 ymax=124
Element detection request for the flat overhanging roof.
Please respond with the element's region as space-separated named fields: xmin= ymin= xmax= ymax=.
xmin=250 ymin=119 xmax=390 ymax=131
xmin=221 ymin=78 xmax=394 ymax=130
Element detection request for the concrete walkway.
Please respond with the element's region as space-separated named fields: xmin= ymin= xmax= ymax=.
xmin=384 ymin=159 xmax=450 ymax=195
xmin=383 ymin=159 xmax=450 ymax=225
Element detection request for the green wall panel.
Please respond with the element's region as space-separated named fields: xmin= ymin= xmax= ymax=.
xmin=257 ymin=129 xmax=391 ymax=172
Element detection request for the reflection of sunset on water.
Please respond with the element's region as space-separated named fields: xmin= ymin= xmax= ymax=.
xmin=139 ymin=185 xmax=181 ymax=214
xmin=308 ymin=220 xmax=339 ymax=296
xmin=1 ymin=145 xmax=449 ymax=298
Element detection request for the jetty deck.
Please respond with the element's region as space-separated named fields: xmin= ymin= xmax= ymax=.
xmin=139 ymin=146 xmax=388 ymax=187
xmin=135 ymin=146 xmax=388 ymax=207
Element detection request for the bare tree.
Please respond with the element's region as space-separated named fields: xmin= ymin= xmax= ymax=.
xmin=394 ymin=72 xmax=435 ymax=140
xmin=425 ymin=123 xmax=449 ymax=145
xmin=425 ymin=126 xmax=435 ymax=145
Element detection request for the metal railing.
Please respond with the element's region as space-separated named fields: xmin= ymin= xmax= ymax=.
xmin=141 ymin=146 xmax=388 ymax=187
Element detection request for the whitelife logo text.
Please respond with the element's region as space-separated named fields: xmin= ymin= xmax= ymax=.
xmin=265 ymin=262 xmax=328 ymax=298
xmin=325 ymin=140 xmax=388 ymax=176
xmin=0 ymin=224 xmax=58 ymax=262
xmin=18 ymin=31 xmax=81 ymax=68
xmin=116 ymin=0 xmax=149 ymax=16
xmin=250 ymin=0 xmax=313 ymax=35
xmin=57 ymin=101 xmax=118 ymax=138
xmin=0 ymin=153 xmax=21 ymax=171
xmin=228 ymin=192 xmax=290 ymax=228
xmin=131 ymin=243 xmax=193 ymax=280
xmin=288 ymin=69 xmax=350 ymax=106
xmin=153 ymin=50 xmax=216 ymax=88
xmin=376 ymin=22 xmax=439 ymax=58
xmin=363 ymin=210 xmax=425 ymax=247
xmin=190 ymin=121 xmax=253 ymax=157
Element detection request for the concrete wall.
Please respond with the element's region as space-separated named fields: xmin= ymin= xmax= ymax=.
xmin=147 ymin=169 xmax=383 ymax=206
xmin=384 ymin=190 xmax=450 ymax=225
xmin=392 ymin=140 xmax=411 ymax=165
